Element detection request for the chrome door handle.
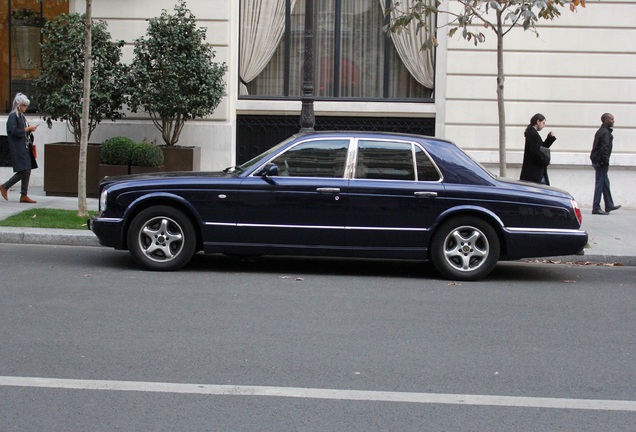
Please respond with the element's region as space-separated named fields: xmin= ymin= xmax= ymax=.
xmin=414 ymin=191 xmax=437 ymax=198
xmin=317 ymin=188 xmax=341 ymax=193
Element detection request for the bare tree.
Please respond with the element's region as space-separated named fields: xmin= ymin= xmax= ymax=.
xmin=77 ymin=0 xmax=92 ymax=217
xmin=385 ymin=0 xmax=586 ymax=176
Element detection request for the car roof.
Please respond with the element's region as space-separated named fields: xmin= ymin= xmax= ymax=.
xmin=294 ymin=130 xmax=451 ymax=144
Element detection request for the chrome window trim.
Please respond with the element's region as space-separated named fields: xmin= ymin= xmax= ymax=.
xmin=249 ymin=136 xmax=355 ymax=179
xmin=248 ymin=135 xmax=444 ymax=183
xmin=352 ymin=137 xmax=443 ymax=183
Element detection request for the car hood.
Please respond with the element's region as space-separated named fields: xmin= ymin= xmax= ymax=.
xmin=100 ymin=170 xmax=233 ymax=186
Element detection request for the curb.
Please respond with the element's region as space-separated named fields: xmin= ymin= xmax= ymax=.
xmin=523 ymin=254 xmax=636 ymax=267
xmin=0 ymin=228 xmax=100 ymax=247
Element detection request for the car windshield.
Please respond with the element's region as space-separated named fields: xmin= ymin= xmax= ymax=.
xmin=237 ymin=136 xmax=297 ymax=173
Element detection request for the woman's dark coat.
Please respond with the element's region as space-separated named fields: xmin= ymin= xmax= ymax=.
xmin=6 ymin=111 xmax=36 ymax=172
xmin=519 ymin=126 xmax=556 ymax=185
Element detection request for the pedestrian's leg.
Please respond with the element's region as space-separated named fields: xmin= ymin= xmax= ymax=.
xmin=592 ymin=165 xmax=603 ymax=211
xmin=19 ymin=170 xmax=31 ymax=196
xmin=3 ymin=172 xmax=23 ymax=190
xmin=18 ymin=170 xmax=36 ymax=203
xmin=2 ymin=171 xmax=26 ymax=200
xmin=602 ymin=168 xmax=615 ymax=209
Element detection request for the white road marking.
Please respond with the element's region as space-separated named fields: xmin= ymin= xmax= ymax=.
xmin=1 ymin=376 xmax=635 ymax=412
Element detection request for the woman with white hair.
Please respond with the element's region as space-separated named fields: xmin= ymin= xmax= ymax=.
xmin=1 ymin=93 xmax=38 ymax=203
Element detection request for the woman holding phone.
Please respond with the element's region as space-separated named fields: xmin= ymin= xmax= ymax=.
xmin=2 ymin=93 xmax=38 ymax=203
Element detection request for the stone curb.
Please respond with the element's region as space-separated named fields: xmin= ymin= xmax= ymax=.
xmin=0 ymin=228 xmax=100 ymax=247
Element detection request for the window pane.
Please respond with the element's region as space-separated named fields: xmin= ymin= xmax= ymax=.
xmin=270 ymin=139 xmax=349 ymax=178
xmin=243 ymin=0 xmax=433 ymax=100
xmin=339 ymin=2 xmax=383 ymax=98
xmin=415 ymin=146 xmax=441 ymax=181
xmin=356 ymin=140 xmax=415 ymax=181
xmin=2 ymin=0 xmax=68 ymax=112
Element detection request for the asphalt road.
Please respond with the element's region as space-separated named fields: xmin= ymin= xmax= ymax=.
xmin=1 ymin=244 xmax=635 ymax=431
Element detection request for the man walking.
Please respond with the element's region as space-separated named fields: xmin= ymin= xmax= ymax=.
xmin=590 ymin=113 xmax=621 ymax=215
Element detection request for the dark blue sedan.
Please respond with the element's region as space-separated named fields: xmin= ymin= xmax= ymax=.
xmin=89 ymin=132 xmax=587 ymax=280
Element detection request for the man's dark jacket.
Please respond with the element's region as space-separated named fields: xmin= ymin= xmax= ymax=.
xmin=590 ymin=124 xmax=613 ymax=166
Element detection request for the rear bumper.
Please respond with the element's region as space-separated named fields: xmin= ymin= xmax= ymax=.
xmin=502 ymin=227 xmax=588 ymax=260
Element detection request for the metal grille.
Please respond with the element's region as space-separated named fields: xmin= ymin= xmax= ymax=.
xmin=237 ymin=115 xmax=435 ymax=164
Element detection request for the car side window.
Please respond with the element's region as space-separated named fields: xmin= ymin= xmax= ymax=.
xmin=355 ymin=140 xmax=415 ymax=181
xmin=269 ymin=140 xmax=349 ymax=178
xmin=415 ymin=146 xmax=441 ymax=182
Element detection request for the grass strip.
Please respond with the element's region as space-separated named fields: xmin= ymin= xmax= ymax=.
xmin=0 ymin=208 xmax=96 ymax=230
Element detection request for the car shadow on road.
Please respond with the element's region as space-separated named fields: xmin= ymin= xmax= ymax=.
xmin=187 ymin=253 xmax=440 ymax=280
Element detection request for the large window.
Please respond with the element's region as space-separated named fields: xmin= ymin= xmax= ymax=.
xmin=239 ymin=0 xmax=435 ymax=100
xmin=1 ymin=0 xmax=68 ymax=113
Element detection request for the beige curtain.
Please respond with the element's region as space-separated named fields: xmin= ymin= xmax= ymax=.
xmin=380 ymin=0 xmax=435 ymax=89
xmin=239 ymin=0 xmax=297 ymax=95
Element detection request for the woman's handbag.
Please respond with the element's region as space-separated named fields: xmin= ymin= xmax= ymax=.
xmin=539 ymin=146 xmax=551 ymax=166
xmin=28 ymin=133 xmax=36 ymax=159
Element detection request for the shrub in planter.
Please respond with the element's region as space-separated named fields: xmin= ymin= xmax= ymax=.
xmin=130 ymin=141 xmax=165 ymax=168
xmin=100 ymin=136 xmax=135 ymax=165
xmin=34 ymin=13 xmax=127 ymax=144
xmin=128 ymin=0 xmax=227 ymax=146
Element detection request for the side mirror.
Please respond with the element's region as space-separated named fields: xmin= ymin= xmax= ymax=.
xmin=258 ymin=163 xmax=279 ymax=177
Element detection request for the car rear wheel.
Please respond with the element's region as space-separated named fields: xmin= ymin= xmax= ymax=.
xmin=430 ymin=216 xmax=500 ymax=281
xmin=127 ymin=206 xmax=197 ymax=271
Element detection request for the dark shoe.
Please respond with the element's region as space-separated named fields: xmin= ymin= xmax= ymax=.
xmin=19 ymin=195 xmax=37 ymax=204
xmin=0 ymin=185 xmax=7 ymax=201
xmin=592 ymin=209 xmax=609 ymax=215
xmin=605 ymin=205 xmax=621 ymax=212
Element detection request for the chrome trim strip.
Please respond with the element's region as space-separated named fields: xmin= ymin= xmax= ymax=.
xmin=204 ymin=222 xmax=428 ymax=232
xmin=505 ymin=227 xmax=586 ymax=234
xmin=93 ymin=217 xmax=123 ymax=223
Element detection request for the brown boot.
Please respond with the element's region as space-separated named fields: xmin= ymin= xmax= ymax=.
xmin=20 ymin=195 xmax=37 ymax=204
xmin=0 ymin=185 xmax=7 ymax=201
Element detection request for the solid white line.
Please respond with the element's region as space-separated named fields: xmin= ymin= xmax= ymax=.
xmin=1 ymin=376 xmax=635 ymax=412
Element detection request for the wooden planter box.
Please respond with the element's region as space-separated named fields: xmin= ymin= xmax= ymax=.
xmin=130 ymin=165 xmax=165 ymax=175
xmin=161 ymin=146 xmax=201 ymax=172
xmin=97 ymin=164 xmax=130 ymax=189
xmin=44 ymin=143 xmax=101 ymax=197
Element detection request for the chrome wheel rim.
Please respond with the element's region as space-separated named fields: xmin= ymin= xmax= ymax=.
xmin=442 ymin=225 xmax=489 ymax=273
xmin=137 ymin=216 xmax=185 ymax=263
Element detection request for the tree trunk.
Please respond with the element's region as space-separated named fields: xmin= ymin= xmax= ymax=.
xmin=78 ymin=0 xmax=92 ymax=216
xmin=496 ymin=10 xmax=506 ymax=177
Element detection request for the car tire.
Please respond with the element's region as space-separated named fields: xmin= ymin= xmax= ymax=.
xmin=127 ymin=206 xmax=197 ymax=271
xmin=430 ymin=216 xmax=500 ymax=281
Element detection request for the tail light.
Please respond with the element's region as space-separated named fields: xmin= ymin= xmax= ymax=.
xmin=572 ymin=199 xmax=583 ymax=226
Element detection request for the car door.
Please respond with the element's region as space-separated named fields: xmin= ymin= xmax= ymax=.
xmin=235 ymin=139 xmax=351 ymax=248
xmin=344 ymin=139 xmax=445 ymax=253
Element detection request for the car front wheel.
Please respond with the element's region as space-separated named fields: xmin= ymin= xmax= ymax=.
xmin=430 ymin=217 xmax=500 ymax=281
xmin=127 ymin=206 xmax=197 ymax=271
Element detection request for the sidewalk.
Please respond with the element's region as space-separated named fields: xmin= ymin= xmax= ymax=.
xmin=0 ymin=186 xmax=634 ymax=266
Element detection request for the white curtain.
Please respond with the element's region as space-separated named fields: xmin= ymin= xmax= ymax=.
xmin=239 ymin=0 xmax=297 ymax=95
xmin=380 ymin=0 xmax=435 ymax=89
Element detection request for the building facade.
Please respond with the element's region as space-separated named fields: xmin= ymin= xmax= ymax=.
xmin=1 ymin=0 xmax=635 ymax=208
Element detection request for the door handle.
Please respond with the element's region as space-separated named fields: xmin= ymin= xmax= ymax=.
xmin=414 ymin=191 xmax=437 ymax=198
xmin=317 ymin=188 xmax=341 ymax=193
